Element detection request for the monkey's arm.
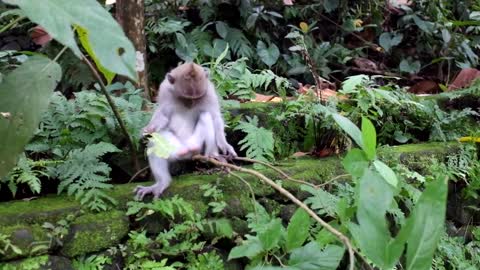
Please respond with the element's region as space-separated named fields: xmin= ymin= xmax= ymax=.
xmin=142 ymin=82 xmax=174 ymax=136
xmin=211 ymin=110 xmax=237 ymax=157
xmin=144 ymin=109 xmax=169 ymax=132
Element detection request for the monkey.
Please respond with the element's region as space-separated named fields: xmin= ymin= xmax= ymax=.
xmin=134 ymin=62 xmax=237 ymax=200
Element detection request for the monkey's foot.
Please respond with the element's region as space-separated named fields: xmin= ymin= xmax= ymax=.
xmin=134 ymin=184 xmax=166 ymax=200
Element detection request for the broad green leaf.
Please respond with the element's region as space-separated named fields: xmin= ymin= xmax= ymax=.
xmin=0 ymin=55 xmax=61 ymax=177
xmin=256 ymin=41 xmax=280 ymax=67
xmin=285 ymin=31 xmax=302 ymax=39
xmin=288 ymin=45 xmax=303 ymax=52
xmin=361 ymin=117 xmax=376 ymax=160
xmin=441 ymin=29 xmax=451 ymax=45
xmin=331 ymin=113 xmax=364 ymax=149
xmin=379 ymin=32 xmax=403 ymax=53
xmin=175 ymin=33 xmax=188 ymax=48
xmin=215 ymin=21 xmax=228 ymax=39
xmin=404 ymin=176 xmax=448 ymax=270
xmin=348 ymin=168 xmax=401 ymax=269
xmin=6 ymin=0 xmax=137 ymax=81
xmin=147 ymin=133 xmax=176 ymax=159
xmin=286 ymin=208 xmax=312 ymax=251
xmin=341 ymin=75 xmax=369 ymax=93
xmin=412 ymin=15 xmax=435 ymax=33
xmin=399 ymin=58 xmax=421 ymax=74
xmin=342 ymin=148 xmax=369 ymax=178
xmin=323 ymin=0 xmax=339 ymax=12
xmin=77 ymin=26 xmax=115 ymax=85
xmin=202 ymin=39 xmax=229 ymax=60
xmin=228 ymin=237 xmax=263 ymax=260
xmin=394 ymin=130 xmax=410 ymax=143
xmin=289 ymin=242 xmax=344 ymax=270
xmin=246 ymin=13 xmax=258 ymax=29
xmin=250 ymin=267 xmax=296 ymax=270
xmin=315 ymin=226 xmax=337 ymax=247
xmin=373 ymin=160 xmax=398 ymax=187
xmin=214 ymin=42 xmax=230 ymax=66
xmin=258 ymin=218 xmax=283 ymax=251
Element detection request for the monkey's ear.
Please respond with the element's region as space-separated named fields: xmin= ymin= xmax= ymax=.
xmin=167 ymin=73 xmax=175 ymax=84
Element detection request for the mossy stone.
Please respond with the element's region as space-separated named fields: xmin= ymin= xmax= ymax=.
xmin=60 ymin=210 xmax=128 ymax=258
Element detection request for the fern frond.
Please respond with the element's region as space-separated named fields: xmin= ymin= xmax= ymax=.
xmin=234 ymin=116 xmax=274 ymax=162
xmin=224 ymin=27 xmax=253 ymax=58
xmin=55 ymin=142 xmax=120 ymax=211
xmin=3 ymin=155 xmax=56 ymax=196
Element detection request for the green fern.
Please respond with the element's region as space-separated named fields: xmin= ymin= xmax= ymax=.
xmin=27 ymin=89 xmax=150 ymax=156
xmin=127 ymin=195 xmax=195 ymax=221
xmin=3 ymin=154 xmax=59 ymax=197
xmin=187 ymin=251 xmax=225 ymax=270
xmin=211 ymin=58 xmax=290 ymax=99
xmin=223 ymin=26 xmax=253 ymax=58
xmin=301 ymin=185 xmax=339 ymax=217
xmin=234 ymin=116 xmax=274 ymax=162
xmin=55 ymin=142 xmax=120 ymax=211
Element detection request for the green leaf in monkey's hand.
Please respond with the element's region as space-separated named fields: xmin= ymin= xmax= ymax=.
xmin=5 ymin=0 xmax=137 ymax=81
xmin=0 ymin=55 xmax=62 ymax=177
xmin=147 ymin=133 xmax=176 ymax=159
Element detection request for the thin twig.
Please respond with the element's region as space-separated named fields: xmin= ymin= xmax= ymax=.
xmin=82 ymin=55 xmax=140 ymax=171
xmin=41 ymin=45 xmax=69 ymax=73
xmin=128 ymin=165 xmax=149 ymax=183
xmin=193 ymin=155 xmax=356 ymax=270
xmin=316 ymin=174 xmax=351 ymax=188
xmin=229 ymin=171 xmax=257 ymax=215
xmin=0 ymin=16 xmax=24 ymax=34
xmin=233 ymin=156 xmax=316 ymax=188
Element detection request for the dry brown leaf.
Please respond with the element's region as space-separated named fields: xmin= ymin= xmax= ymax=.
xmin=252 ymin=93 xmax=275 ymax=102
xmin=408 ymin=80 xmax=440 ymax=94
xmin=30 ymin=26 xmax=52 ymax=46
xmin=270 ymin=97 xmax=283 ymax=103
xmin=292 ymin=152 xmax=308 ymax=157
xmin=448 ymin=68 xmax=480 ymax=91
xmin=353 ymin=57 xmax=378 ymax=71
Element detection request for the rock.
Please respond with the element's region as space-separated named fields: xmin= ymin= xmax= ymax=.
xmin=61 ymin=210 xmax=129 ymax=257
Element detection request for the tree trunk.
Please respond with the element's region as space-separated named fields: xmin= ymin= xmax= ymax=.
xmin=115 ymin=0 xmax=152 ymax=100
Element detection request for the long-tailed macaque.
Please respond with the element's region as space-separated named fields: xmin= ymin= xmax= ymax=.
xmin=134 ymin=62 xmax=237 ymax=199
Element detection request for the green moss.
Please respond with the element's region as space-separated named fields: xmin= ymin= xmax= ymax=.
xmin=1 ymin=224 xmax=50 ymax=261
xmin=238 ymin=101 xmax=275 ymax=110
xmin=0 ymin=195 xmax=80 ymax=227
xmin=0 ymin=255 xmax=49 ymax=270
xmin=0 ymin=255 xmax=73 ymax=270
xmin=383 ymin=141 xmax=460 ymax=154
xmin=60 ymin=210 xmax=128 ymax=257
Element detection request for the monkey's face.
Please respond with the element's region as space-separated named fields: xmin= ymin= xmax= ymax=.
xmin=167 ymin=63 xmax=209 ymax=100
xmin=175 ymin=78 xmax=208 ymax=100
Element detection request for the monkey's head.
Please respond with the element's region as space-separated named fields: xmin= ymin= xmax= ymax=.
xmin=167 ymin=62 xmax=209 ymax=100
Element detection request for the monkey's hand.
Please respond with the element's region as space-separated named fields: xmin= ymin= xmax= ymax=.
xmin=218 ymin=142 xmax=237 ymax=157
xmin=142 ymin=125 xmax=155 ymax=135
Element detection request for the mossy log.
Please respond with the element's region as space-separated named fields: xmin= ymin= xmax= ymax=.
xmin=0 ymin=142 xmax=461 ymax=264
